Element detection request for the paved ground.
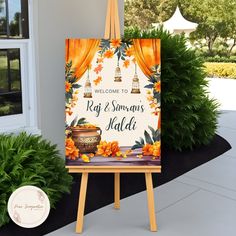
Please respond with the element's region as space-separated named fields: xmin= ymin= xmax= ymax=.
xmin=47 ymin=78 xmax=236 ymax=236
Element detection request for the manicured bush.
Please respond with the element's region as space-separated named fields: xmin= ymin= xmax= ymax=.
xmin=0 ymin=132 xmax=73 ymax=227
xmin=204 ymin=62 xmax=236 ymax=79
xmin=124 ymin=27 xmax=219 ymax=150
xmin=204 ymin=56 xmax=236 ymax=63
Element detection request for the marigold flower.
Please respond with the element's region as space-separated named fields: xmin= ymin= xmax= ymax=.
xmin=111 ymin=39 xmax=121 ymax=48
xmin=142 ymin=143 xmax=154 ymax=156
xmin=65 ymin=138 xmax=79 ymax=160
xmin=132 ymin=58 xmax=136 ymax=64
xmin=88 ymin=153 xmax=95 ymax=158
xmin=104 ymin=49 xmax=114 ymax=58
xmin=94 ymin=64 xmax=103 ymax=74
xmin=125 ymin=47 xmax=134 ymax=57
xmin=96 ymin=140 xmax=121 ymax=157
xmin=153 ymin=141 xmax=161 ymax=157
xmin=154 ymin=81 xmax=161 ymax=92
xmin=93 ymin=76 xmax=102 ymax=86
xmin=65 ymin=108 xmax=73 ymax=116
xmin=97 ymin=57 xmax=104 ymax=63
xmin=65 ymin=81 xmax=72 ymax=92
xmin=123 ymin=59 xmax=130 ymax=68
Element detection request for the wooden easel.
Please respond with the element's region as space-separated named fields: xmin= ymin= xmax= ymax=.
xmin=67 ymin=166 xmax=161 ymax=233
xmin=66 ymin=0 xmax=161 ymax=233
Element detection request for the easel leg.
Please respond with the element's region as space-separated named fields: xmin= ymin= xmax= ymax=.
xmin=114 ymin=173 xmax=120 ymax=209
xmin=145 ymin=172 xmax=157 ymax=232
xmin=76 ymin=173 xmax=88 ymax=233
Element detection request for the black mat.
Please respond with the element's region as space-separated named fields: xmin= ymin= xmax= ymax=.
xmin=0 ymin=134 xmax=231 ymax=236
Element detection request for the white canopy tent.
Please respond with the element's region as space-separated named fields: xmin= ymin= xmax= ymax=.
xmin=153 ymin=6 xmax=198 ymax=36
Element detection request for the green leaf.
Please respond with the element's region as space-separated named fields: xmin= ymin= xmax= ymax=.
xmin=131 ymin=144 xmax=142 ymax=150
xmin=70 ymin=117 xmax=77 ymax=127
xmin=77 ymin=118 xmax=87 ymax=125
xmin=144 ymin=130 xmax=153 ymax=144
xmin=144 ymin=84 xmax=153 ymax=89
xmin=72 ymin=84 xmax=81 ymax=89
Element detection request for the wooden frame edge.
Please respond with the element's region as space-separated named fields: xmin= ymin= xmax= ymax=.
xmin=66 ymin=165 xmax=161 ymax=173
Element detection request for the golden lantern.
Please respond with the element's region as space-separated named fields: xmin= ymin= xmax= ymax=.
xmin=114 ymin=60 xmax=122 ymax=82
xmin=84 ymin=69 xmax=92 ymax=98
xmin=131 ymin=63 xmax=140 ymax=94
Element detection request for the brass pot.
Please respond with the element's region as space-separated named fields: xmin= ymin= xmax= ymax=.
xmin=71 ymin=126 xmax=102 ymax=153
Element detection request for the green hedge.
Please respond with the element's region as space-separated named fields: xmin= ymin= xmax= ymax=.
xmin=204 ymin=56 xmax=236 ymax=63
xmin=125 ymin=27 xmax=219 ymax=150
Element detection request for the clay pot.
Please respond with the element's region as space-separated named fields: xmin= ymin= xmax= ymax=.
xmin=71 ymin=126 xmax=102 ymax=153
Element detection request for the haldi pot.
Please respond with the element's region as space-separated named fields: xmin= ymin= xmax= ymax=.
xmin=71 ymin=126 xmax=102 ymax=153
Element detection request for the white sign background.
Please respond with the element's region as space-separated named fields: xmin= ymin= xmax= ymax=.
xmin=67 ymin=52 xmax=157 ymax=146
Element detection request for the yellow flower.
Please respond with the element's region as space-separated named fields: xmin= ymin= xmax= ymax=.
xmin=81 ymin=154 xmax=90 ymax=163
xmin=147 ymin=95 xmax=154 ymax=102
xmin=153 ymin=141 xmax=161 ymax=157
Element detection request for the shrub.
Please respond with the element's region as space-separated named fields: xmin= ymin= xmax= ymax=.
xmin=124 ymin=27 xmax=219 ymax=150
xmin=205 ymin=62 xmax=236 ymax=79
xmin=204 ymin=56 xmax=236 ymax=63
xmin=0 ymin=132 xmax=73 ymax=227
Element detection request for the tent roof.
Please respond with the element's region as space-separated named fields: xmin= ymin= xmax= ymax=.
xmin=153 ymin=6 xmax=198 ymax=32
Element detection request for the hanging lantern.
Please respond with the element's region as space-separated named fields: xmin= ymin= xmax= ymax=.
xmin=114 ymin=60 xmax=122 ymax=82
xmin=84 ymin=69 xmax=92 ymax=98
xmin=131 ymin=63 xmax=140 ymax=94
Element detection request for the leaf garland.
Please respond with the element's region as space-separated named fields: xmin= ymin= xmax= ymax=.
xmin=65 ymin=61 xmax=82 ymax=115
xmin=132 ymin=126 xmax=161 ymax=150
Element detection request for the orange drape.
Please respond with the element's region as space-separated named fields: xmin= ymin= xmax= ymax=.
xmin=133 ymin=39 xmax=161 ymax=76
xmin=65 ymin=39 xmax=100 ymax=81
xmin=133 ymin=39 xmax=161 ymax=129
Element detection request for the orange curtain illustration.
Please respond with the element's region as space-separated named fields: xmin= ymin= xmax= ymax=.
xmin=133 ymin=39 xmax=161 ymax=129
xmin=65 ymin=39 xmax=100 ymax=80
xmin=133 ymin=39 xmax=161 ymax=77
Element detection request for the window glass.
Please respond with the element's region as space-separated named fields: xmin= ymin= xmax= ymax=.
xmin=9 ymin=0 xmax=21 ymax=38
xmin=0 ymin=48 xmax=22 ymax=116
xmin=0 ymin=0 xmax=29 ymax=39
xmin=0 ymin=0 xmax=7 ymax=37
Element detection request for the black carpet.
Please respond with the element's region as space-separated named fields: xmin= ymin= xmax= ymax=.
xmin=0 ymin=134 xmax=231 ymax=236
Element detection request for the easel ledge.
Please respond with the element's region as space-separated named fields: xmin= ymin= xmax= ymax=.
xmin=66 ymin=165 xmax=161 ymax=233
xmin=66 ymin=165 xmax=161 ymax=173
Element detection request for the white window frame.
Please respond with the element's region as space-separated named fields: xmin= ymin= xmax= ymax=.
xmin=0 ymin=0 xmax=40 ymax=134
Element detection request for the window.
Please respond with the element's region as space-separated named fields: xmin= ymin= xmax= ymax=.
xmin=0 ymin=0 xmax=29 ymax=39
xmin=0 ymin=0 xmax=38 ymax=133
xmin=0 ymin=48 xmax=22 ymax=116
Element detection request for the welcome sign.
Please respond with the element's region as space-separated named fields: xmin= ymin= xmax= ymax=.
xmin=65 ymin=38 xmax=161 ymax=166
